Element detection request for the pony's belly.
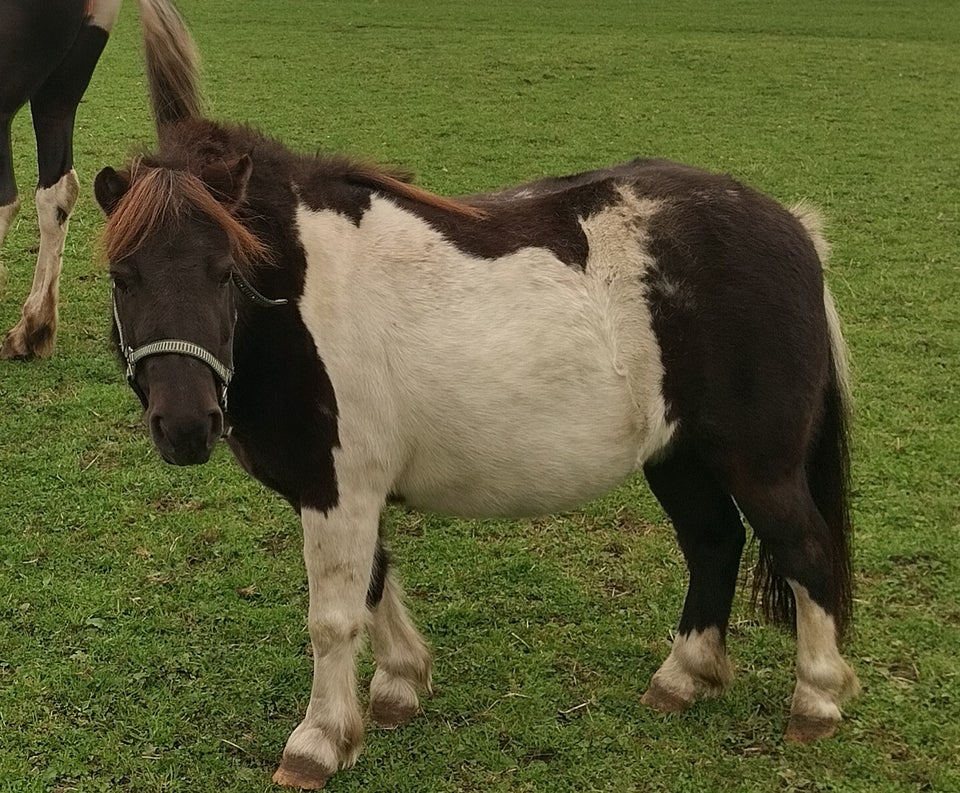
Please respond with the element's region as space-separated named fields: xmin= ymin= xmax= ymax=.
xmin=394 ymin=395 xmax=643 ymax=518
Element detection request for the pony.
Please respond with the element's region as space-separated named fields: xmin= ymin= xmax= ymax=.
xmin=96 ymin=1 xmax=859 ymax=788
xmin=0 ymin=0 xmax=121 ymax=359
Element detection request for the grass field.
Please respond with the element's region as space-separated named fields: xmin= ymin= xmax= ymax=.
xmin=1 ymin=1 xmax=958 ymax=791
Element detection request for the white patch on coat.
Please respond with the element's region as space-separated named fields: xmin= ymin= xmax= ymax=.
xmin=647 ymin=627 xmax=733 ymax=704
xmin=294 ymin=190 xmax=675 ymax=518
xmin=788 ymin=580 xmax=860 ymax=721
xmin=0 ymin=198 xmax=19 ymax=242
xmin=578 ymin=188 xmax=677 ymax=462
xmin=88 ymin=0 xmax=122 ymax=31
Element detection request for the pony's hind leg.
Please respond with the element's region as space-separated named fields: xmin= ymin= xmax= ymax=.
xmin=735 ymin=472 xmax=859 ymax=742
xmin=641 ymin=446 xmax=745 ymax=712
xmin=367 ymin=558 xmax=432 ymax=729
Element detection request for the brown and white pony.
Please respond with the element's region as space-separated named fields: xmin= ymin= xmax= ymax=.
xmin=96 ymin=1 xmax=859 ymax=788
xmin=0 ymin=0 xmax=123 ymax=359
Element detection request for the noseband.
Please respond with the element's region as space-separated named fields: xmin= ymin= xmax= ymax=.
xmin=112 ymin=272 xmax=288 ymax=410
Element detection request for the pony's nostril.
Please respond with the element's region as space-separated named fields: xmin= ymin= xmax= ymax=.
xmin=150 ymin=413 xmax=167 ymax=444
xmin=209 ymin=409 xmax=223 ymax=439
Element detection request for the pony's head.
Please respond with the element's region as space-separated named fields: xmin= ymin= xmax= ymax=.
xmin=95 ymin=155 xmax=267 ymax=465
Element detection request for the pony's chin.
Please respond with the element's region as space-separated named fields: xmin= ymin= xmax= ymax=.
xmin=157 ymin=442 xmax=215 ymax=467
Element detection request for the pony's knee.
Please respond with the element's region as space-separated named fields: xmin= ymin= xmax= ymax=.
xmin=308 ymin=611 xmax=364 ymax=656
xmin=36 ymin=169 xmax=79 ymax=234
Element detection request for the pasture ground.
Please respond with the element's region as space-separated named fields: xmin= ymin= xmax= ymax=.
xmin=1 ymin=1 xmax=958 ymax=791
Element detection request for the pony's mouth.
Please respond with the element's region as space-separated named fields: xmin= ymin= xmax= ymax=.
xmin=148 ymin=409 xmax=223 ymax=466
xmin=158 ymin=442 xmax=216 ymax=467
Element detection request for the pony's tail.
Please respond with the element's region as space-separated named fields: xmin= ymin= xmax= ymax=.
xmin=137 ymin=0 xmax=202 ymax=129
xmin=754 ymin=206 xmax=854 ymax=642
xmin=809 ymin=284 xmax=855 ymax=641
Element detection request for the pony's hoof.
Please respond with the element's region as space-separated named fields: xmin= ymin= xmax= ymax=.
xmin=272 ymin=755 xmax=333 ymax=790
xmin=785 ymin=713 xmax=839 ymax=743
xmin=641 ymin=681 xmax=693 ymax=713
xmin=368 ymin=666 xmax=425 ymax=729
xmin=0 ymin=322 xmax=54 ymax=360
xmin=0 ymin=333 xmax=31 ymax=360
xmin=369 ymin=697 xmax=419 ymax=729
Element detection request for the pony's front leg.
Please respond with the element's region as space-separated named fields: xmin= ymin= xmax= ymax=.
xmin=273 ymin=494 xmax=381 ymax=790
xmin=368 ymin=567 xmax=433 ymax=728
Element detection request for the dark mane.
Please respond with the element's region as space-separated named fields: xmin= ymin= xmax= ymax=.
xmin=165 ymin=119 xmax=487 ymax=217
xmin=101 ymin=118 xmax=486 ymax=270
xmin=334 ymin=159 xmax=488 ymax=221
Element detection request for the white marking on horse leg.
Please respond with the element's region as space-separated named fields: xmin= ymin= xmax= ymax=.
xmin=274 ymin=498 xmax=380 ymax=789
xmin=1 ymin=171 xmax=78 ymax=359
xmin=87 ymin=0 xmax=122 ymax=31
xmin=785 ymin=580 xmax=860 ymax=742
xmin=368 ymin=570 xmax=432 ymax=728
xmin=642 ymin=627 xmax=733 ymax=712
xmin=0 ymin=198 xmax=20 ymax=293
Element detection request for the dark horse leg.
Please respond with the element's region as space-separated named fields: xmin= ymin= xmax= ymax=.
xmin=0 ymin=5 xmax=35 ymax=298
xmin=641 ymin=445 xmax=746 ymax=711
xmin=731 ymin=467 xmax=860 ymax=742
xmin=1 ymin=5 xmax=113 ymax=359
xmin=0 ymin=113 xmax=18 ymax=269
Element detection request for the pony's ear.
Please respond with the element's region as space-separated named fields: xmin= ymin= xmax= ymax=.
xmin=201 ymin=154 xmax=253 ymax=209
xmin=94 ymin=167 xmax=131 ymax=215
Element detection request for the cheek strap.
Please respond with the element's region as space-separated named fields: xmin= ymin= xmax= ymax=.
xmin=112 ymin=285 xmax=233 ymax=409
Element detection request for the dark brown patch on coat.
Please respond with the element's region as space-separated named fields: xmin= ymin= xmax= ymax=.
xmin=385 ymin=162 xmax=676 ymax=269
xmin=610 ymin=160 xmax=830 ymax=462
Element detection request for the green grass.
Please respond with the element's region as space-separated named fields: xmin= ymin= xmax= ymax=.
xmin=1 ymin=1 xmax=958 ymax=791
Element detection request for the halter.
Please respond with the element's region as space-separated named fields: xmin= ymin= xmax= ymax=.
xmin=112 ymin=272 xmax=288 ymax=410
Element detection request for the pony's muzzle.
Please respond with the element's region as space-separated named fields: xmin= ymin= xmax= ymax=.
xmin=141 ymin=356 xmax=225 ymax=465
xmin=149 ymin=407 xmax=223 ymax=465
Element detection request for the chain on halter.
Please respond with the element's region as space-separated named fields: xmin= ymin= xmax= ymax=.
xmin=112 ymin=272 xmax=288 ymax=411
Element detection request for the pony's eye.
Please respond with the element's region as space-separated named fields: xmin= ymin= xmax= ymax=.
xmin=112 ymin=276 xmax=130 ymax=293
xmin=219 ymin=271 xmax=232 ymax=287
